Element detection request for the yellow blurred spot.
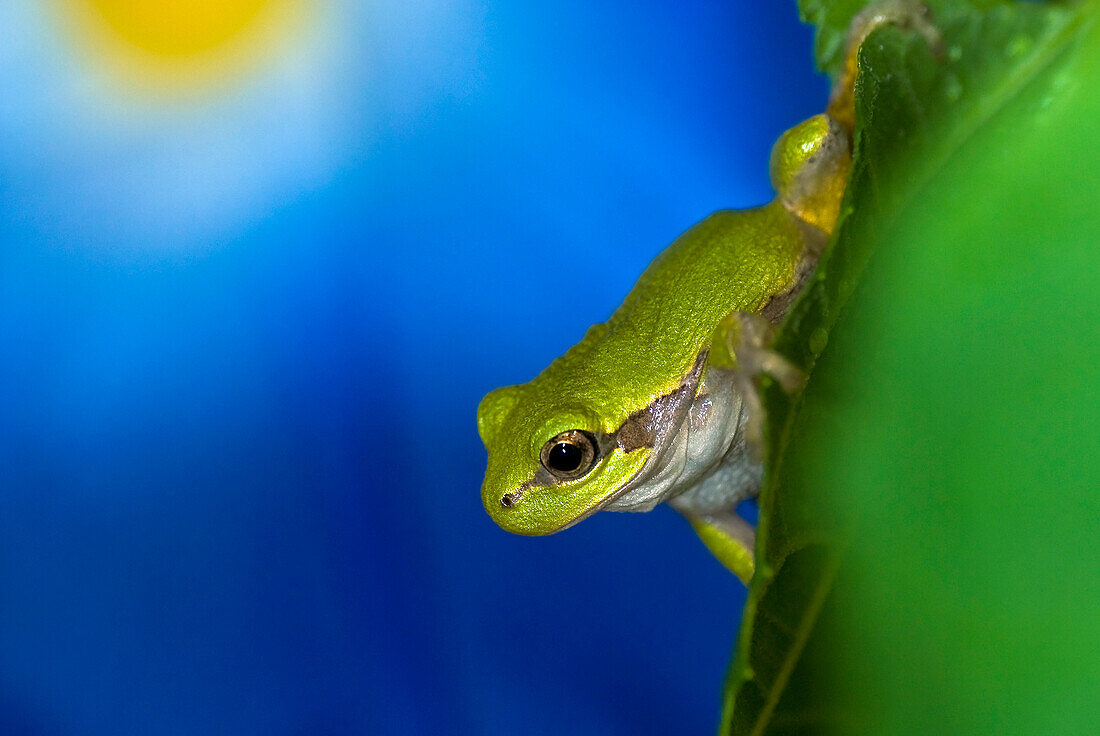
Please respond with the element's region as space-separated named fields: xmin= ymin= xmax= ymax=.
xmin=57 ymin=0 xmax=307 ymax=96
xmin=87 ymin=0 xmax=271 ymax=56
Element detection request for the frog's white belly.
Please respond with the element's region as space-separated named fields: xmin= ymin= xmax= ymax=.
xmin=604 ymin=366 xmax=761 ymax=514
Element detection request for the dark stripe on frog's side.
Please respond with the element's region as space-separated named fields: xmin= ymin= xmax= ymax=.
xmin=612 ymin=350 xmax=707 ymax=453
xmin=500 ymin=351 xmax=708 ymax=508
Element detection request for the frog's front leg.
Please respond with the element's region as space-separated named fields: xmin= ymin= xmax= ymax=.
xmin=711 ymin=311 xmax=807 ymax=457
xmin=671 ymin=313 xmax=807 ymax=583
xmin=682 ymin=510 xmax=756 ymax=585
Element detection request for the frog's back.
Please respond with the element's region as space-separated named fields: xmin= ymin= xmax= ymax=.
xmin=536 ymin=201 xmax=812 ymax=428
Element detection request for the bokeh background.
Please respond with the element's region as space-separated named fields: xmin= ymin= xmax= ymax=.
xmin=0 ymin=2 xmax=824 ymax=734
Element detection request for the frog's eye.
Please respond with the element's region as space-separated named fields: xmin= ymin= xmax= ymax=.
xmin=540 ymin=430 xmax=599 ymax=480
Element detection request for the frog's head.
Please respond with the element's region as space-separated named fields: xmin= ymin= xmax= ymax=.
xmin=477 ymin=384 xmax=652 ymax=535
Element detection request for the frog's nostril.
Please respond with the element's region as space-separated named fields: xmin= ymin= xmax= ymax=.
xmin=500 ymin=491 xmax=522 ymax=508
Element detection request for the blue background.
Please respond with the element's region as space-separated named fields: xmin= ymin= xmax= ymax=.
xmin=0 ymin=2 xmax=824 ymax=734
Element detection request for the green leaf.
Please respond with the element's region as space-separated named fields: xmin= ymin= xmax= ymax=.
xmin=721 ymin=1 xmax=1099 ymax=734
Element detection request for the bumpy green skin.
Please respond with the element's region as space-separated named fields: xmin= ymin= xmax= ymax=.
xmin=478 ymin=200 xmax=811 ymax=535
xmin=478 ymin=0 xmax=930 ymax=584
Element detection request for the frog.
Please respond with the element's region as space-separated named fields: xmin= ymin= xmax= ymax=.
xmin=477 ymin=1 xmax=941 ymax=584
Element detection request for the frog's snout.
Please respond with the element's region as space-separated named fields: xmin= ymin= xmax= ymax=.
xmin=499 ymin=490 xmax=523 ymax=508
